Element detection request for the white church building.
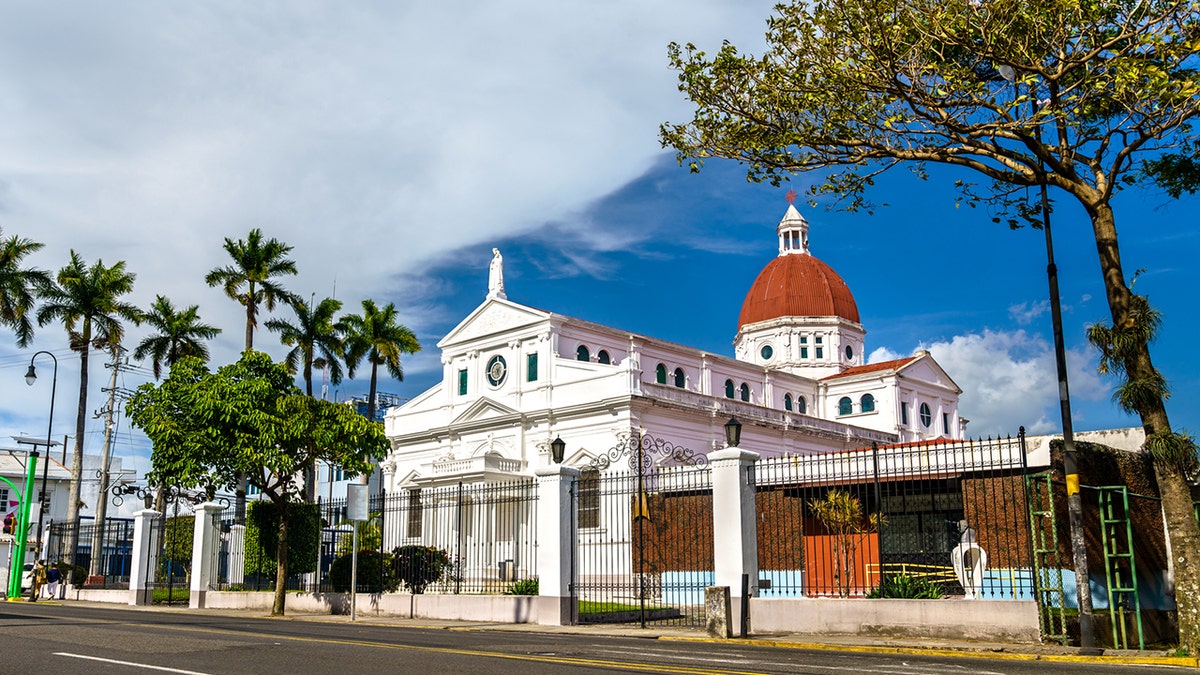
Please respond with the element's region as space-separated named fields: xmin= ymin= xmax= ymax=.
xmin=382 ymin=205 xmax=966 ymax=489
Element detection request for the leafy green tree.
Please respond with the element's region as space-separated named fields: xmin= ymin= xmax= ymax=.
xmin=662 ymin=0 xmax=1200 ymax=650
xmin=37 ymin=251 xmax=141 ymax=568
xmin=342 ymin=299 xmax=421 ymax=422
xmin=134 ymin=295 xmax=222 ymax=380
xmin=0 ymin=227 xmax=51 ymax=346
xmin=126 ymin=352 xmax=387 ymax=616
xmin=204 ymin=228 xmax=299 ymax=521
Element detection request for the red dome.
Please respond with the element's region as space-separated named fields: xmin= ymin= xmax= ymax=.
xmin=739 ymin=254 xmax=860 ymax=327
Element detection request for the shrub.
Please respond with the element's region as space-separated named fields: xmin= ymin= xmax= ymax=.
xmin=392 ymin=545 xmax=452 ymax=594
xmin=867 ymin=573 xmax=944 ymax=599
xmin=244 ymin=501 xmax=321 ymax=578
xmin=327 ymin=549 xmax=398 ymax=594
xmin=505 ymin=578 xmax=539 ymax=595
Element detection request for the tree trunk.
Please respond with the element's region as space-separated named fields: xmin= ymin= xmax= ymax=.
xmin=1089 ymin=203 xmax=1200 ymax=653
xmin=65 ymin=343 xmax=90 ymax=573
xmin=272 ymin=503 xmax=289 ymax=616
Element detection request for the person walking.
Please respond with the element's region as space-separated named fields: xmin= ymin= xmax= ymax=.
xmin=44 ymin=563 xmax=60 ymax=599
xmin=28 ymin=560 xmax=46 ymax=602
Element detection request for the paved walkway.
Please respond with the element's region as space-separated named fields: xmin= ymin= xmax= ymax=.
xmin=45 ymin=599 xmax=1200 ymax=669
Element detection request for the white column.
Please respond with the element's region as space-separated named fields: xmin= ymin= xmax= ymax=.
xmin=227 ymin=524 xmax=245 ymax=586
xmin=709 ymin=447 xmax=760 ymax=622
xmin=128 ymin=509 xmax=161 ymax=606
xmin=189 ymin=502 xmax=225 ymax=609
xmin=535 ymin=465 xmax=579 ymax=626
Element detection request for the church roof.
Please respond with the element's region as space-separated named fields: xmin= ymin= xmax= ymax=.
xmin=738 ymin=205 xmax=860 ymax=328
xmin=738 ymin=251 xmax=860 ymax=327
xmin=820 ymin=356 xmax=917 ymax=381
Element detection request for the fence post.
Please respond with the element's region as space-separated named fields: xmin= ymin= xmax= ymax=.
xmin=128 ymin=509 xmax=160 ymax=606
xmin=189 ymin=502 xmax=225 ymax=609
xmin=709 ymin=447 xmax=760 ymax=633
xmin=228 ymin=523 xmax=245 ymax=586
xmin=535 ymin=464 xmax=579 ymax=626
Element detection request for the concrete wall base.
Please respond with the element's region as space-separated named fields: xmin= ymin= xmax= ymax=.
xmin=198 ymin=591 xmax=541 ymax=623
xmin=751 ymin=598 xmax=1041 ymax=643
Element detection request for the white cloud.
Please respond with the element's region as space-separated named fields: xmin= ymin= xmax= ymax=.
xmin=920 ymin=330 xmax=1107 ymax=437
xmin=1008 ymin=300 xmax=1050 ymax=325
xmin=0 ymin=1 xmax=777 ymax=462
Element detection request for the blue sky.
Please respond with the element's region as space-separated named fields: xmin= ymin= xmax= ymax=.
xmin=0 ymin=2 xmax=1196 ymax=485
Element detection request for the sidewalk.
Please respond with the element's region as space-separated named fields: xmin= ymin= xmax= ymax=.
xmin=55 ymin=599 xmax=1200 ymax=669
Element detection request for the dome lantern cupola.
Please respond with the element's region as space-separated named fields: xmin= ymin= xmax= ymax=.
xmin=778 ymin=204 xmax=810 ymax=256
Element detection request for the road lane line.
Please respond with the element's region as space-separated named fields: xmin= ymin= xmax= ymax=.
xmin=54 ymin=652 xmax=213 ymax=675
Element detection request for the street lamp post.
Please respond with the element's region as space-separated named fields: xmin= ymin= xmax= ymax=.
xmin=24 ymin=351 xmax=57 ymax=571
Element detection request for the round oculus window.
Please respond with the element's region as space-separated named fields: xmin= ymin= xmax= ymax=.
xmin=845 ymin=345 xmax=854 ymax=360
xmin=486 ymin=355 xmax=507 ymax=387
xmin=760 ymin=344 xmax=774 ymax=360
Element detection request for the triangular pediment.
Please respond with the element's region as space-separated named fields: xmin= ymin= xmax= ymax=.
xmin=438 ymin=298 xmax=550 ymax=348
xmin=450 ymin=397 xmax=520 ymax=426
xmin=898 ymin=354 xmax=961 ymax=393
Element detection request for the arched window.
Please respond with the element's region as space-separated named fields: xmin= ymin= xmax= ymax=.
xmin=784 ymin=393 xmax=793 ymax=411
xmin=576 ymin=345 xmax=590 ymax=362
xmin=739 ymin=383 xmax=750 ymax=402
xmin=919 ymin=402 xmax=932 ymax=428
xmin=724 ymin=379 xmax=735 ymax=398
xmin=673 ymin=368 xmax=685 ymax=388
xmin=655 ymin=364 xmax=667 ymax=384
xmin=860 ymin=393 xmax=875 ymax=413
xmin=597 ymin=349 xmax=611 ymax=365
xmin=798 ymin=396 xmax=807 ymax=414
xmin=838 ymin=397 xmax=853 ymax=415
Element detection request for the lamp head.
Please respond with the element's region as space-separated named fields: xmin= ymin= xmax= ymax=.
xmin=550 ymin=436 xmax=566 ymax=464
xmin=724 ymin=416 xmax=742 ymax=448
xmin=25 ymin=364 xmax=37 ymax=386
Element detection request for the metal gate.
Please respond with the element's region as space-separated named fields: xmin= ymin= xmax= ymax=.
xmin=572 ymin=433 xmax=712 ymax=627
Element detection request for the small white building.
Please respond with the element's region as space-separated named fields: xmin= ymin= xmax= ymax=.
xmin=384 ymin=205 xmax=966 ymax=490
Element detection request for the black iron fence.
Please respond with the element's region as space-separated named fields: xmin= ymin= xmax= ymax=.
xmin=208 ymin=480 xmax=538 ymax=595
xmin=755 ymin=434 xmax=1034 ymax=600
xmin=573 ymin=465 xmax=714 ymax=628
xmin=46 ymin=519 xmax=136 ymax=587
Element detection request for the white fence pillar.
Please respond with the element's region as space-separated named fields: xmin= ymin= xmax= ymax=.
xmin=227 ymin=524 xmax=245 ymax=586
xmin=189 ymin=502 xmax=224 ymax=609
xmin=129 ymin=509 xmax=161 ymax=606
xmin=710 ymin=448 xmax=760 ymax=623
xmin=535 ymin=465 xmax=579 ymax=626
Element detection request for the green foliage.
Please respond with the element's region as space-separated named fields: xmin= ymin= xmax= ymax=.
xmin=391 ymin=545 xmax=452 ymax=594
xmin=133 ymin=295 xmax=220 ymax=380
xmin=204 ymin=228 xmax=300 ymax=351
xmin=327 ymin=549 xmax=399 ymax=594
xmin=867 ymin=574 xmax=944 ymax=600
xmin=162 ymin=515 xmax=195 ymax=569
xmin=335 ymin=516 xmax=382 ymax=558
xmin=244 ymin=501 xmax=320 ymax=577
xmin=341 ymin=299 xmax=421 ymax=420
xmin=505 ymin=578 xmax=539 ymax=595
xmin=0 ymin=226 xmax=51 ymax=347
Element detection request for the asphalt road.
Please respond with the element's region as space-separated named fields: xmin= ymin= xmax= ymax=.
xmin=0 ymin=602 xmax=1182 ymax=674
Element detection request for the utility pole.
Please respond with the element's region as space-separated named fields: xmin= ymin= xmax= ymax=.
xmin=87 ymin=345 xmax=123 ymax=580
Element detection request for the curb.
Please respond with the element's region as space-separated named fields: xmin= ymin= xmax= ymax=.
xmin=659 ymin=634 xmax=1200 ymax=668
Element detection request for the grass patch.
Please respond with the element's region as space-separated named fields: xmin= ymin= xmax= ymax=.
xmin=578 ymin=600 xmax=668 ymax=614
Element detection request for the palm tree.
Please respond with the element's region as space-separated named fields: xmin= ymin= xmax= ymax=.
xmin=267 ymin=295 xmax=345 ymax=501
xmin=204 ymin=228 xmax=299 ymax=351
xmin=0 ymin=227 xmax=52 ymax=346
xmin=134 ymin=295 xmax=222 ymax=379
xmin=342 ymin=299 xmax=421 ymax=423
xmin=36 ymin=251 xmax=141 ymax=569
xmin=266 ymin=295 xmax=345 ymax=397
